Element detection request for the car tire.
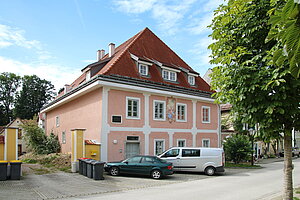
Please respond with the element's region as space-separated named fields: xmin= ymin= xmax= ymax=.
xmin=109 ymin=167 xmax=120 ymax=176
xmin=151 ymin=169 xmax=162 ymax=179
xmin=205 ymin=166 xmax=216 ymax=176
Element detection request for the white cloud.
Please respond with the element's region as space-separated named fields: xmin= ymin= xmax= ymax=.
xmin=114 ymin=0 xmax=158 ymax=14
xmin=0 ymin=56 xmax=81 ymax=91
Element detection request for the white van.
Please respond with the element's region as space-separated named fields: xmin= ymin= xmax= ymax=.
xmin=158 ymin=147 xmax=225 ymax=176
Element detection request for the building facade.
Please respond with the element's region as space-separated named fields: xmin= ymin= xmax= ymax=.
xmin=41 ymin=28 xmax=221 ymax=162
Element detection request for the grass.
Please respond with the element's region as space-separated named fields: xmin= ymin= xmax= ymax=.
xmin=22 ymin=158 xmax=38 ymax=164
xmin=29 ymin=167 xmax=51 ymax=175
xmin=58 ymin=166 xmax=71 ymax=173
xmin=225 ymin=162 xmax=261 ymax=168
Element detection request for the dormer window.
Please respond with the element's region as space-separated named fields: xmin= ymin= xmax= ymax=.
xmin=86 ymin=70 xmax=91 ymax=81
xmin=188 ymin=76 xmax=195 ymax=85
xmin=162 ymin=70 xmax=177 ymax=81
xmin=138 ymin=63 xmax=148 ymax=76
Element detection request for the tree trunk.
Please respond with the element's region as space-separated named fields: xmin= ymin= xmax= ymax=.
xmin=283 ymin=132 xmax=293 ymax=200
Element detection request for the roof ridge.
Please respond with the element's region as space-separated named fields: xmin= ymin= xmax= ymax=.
xmin=99 ymin=28 xmax=149 ymax=74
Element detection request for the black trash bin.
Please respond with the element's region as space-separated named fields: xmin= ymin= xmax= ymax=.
xmin=92 ymin=161 xmax=105 ymax=180
xmin=86 ymin=160 xmax=94 ymax=178
xmin=82 ymin=159 xmax=93 ymax=176
xmin=78 ymin=158 xmax=90 ymax=175
xmin=0 ymin=161 xmax=8 ymax=181
xmin=10 ymin=160 xmax=22 ymax=180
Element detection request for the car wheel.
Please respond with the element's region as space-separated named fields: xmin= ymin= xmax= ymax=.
xmin=205 ymin=166 xmax=216 ymax=176
xmin=109 ymin=167 xmax=120 ymax=176
xmin=151 ymin=169 xmax=162 ymax=179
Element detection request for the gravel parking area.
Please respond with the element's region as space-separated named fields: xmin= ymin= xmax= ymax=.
xmin=0 ymin=168 xmax=256 ymax=200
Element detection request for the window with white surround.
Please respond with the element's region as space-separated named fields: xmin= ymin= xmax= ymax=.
xmin=162 ymin=70 xmax=177 ymax=81
xmin=202 ymin=106 xmax=211 ymax=123
xmin=176 ymin=103 xmax=187 ymax=122
xmin=62 ymin=131 xmax=66 ymax=144
xmin=138 ymin=63 xmax=148 ymax=76
xmin=153 ymin=100 xmax=166 ymax=120
xmin=177 ymin=139 xmax=186 ymax=147
xmin=202 ymin=139 xmax=210 ymax=147
xmin=188 ymin=76 xmax=195 ymax=85
xmin=154 ymin=140 xmax=165 ymax=155
xmin=56 ymin=116 xmax=60 ymax=127
xmin=126 ymin=97 xmax=140 ymax=119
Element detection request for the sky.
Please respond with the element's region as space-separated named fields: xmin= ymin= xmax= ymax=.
xmin=0 ymin=0 xmax=224 ymax=91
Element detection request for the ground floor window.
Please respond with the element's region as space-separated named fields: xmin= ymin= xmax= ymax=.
xmin=202 ymin=139 xmax=210 ymax=147
xmin=154 ymin=140 xmax=165 ymax=155
xmin=177 ymin=139 xmax=186 ymax=147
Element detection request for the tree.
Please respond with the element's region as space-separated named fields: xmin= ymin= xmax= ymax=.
xmin=209 ymin=0 xmax=300 ymax=199
xmin=223 ymin=134 xmax=252 ymax=164
xmin=268 ymin=0 xmax=300 ymax=78
xmin=14 ymin=75 xmax=55 ymax=119
xmin=0 ymin=72 xmax=21 ymax=125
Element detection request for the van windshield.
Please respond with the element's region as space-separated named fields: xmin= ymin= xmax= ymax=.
xmin=161 ymin=149 xmax=180 ymax=158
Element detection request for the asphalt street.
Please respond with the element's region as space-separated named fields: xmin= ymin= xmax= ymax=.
xmin=71 ymin=158 xmax=300 ymax=200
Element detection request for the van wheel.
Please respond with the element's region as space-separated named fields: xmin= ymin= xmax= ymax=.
xmin=151 ymin=170 xmax=162 ymax=179
xmin=205 ymin=166 xmax=216 ymax=176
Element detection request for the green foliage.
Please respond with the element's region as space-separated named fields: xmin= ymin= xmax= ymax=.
xmin=0 ymin=72 xmax=21 ymax=125
xmin=14 ymin=75 xmax=55 ymax=120
xmin=267 ymin=0 xmax=300 ymax=78
xmin=21 ymin=119 xmax=60 ymax=154
xmin=223 ymin=134 xmax=252 ymax=164
xmin=22 ymin=158 xmax=38 ymax=164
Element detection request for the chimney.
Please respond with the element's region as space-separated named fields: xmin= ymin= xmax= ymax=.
xmin=97 ymin=49 xmax=105 ymax=61
xmin=109 ymin=43 xmax=115 ymax=57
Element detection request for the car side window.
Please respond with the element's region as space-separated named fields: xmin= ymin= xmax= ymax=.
xmin=182 ymin=149 xmax=200 ymax=157
xmin=126 ymin=156 xmax=142 ymax=163
xmin=161 ymin=149 xmax=180 ymax=158
xmin=141 ymin=157 xmax=155 ymax=163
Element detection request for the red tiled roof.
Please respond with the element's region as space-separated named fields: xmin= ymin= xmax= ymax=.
xmin=59 ymin=27 xmax=213 ymax=95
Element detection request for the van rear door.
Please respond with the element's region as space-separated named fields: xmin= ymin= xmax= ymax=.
xmin=177 ymin=149 xmax=201 ymax=171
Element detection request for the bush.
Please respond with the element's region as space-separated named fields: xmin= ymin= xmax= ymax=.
xmin=223 ymin=134 xmax=252 ymax=164
xmin=21 ymin=119 xmax=60 ymax=154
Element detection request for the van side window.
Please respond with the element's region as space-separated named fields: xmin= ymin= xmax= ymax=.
xmin=161 ymin=149 xmax=180 ymax=158
xmin=182 ymin=149 xmax=200 ymax=157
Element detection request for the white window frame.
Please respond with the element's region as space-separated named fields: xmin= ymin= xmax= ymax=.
xmin=202 ymin=106 xmax=211 ymax=123
xmin=153 ymin=100 xmax=166 ymax=121
xmin=162 ymin=69 xmax=177 ymax=81
xmin=56 ymin=116 xmax=60 ymax=127
xmin=176 ymin=103 xmax=187 ymax=122
xmin=202 ymin=138 xmax=210 ymax=148
xmin=126 ymin=97 xmax=140 ymax=119
xmin=154 ymin=139 xmax=165 ymax=155
xmin=138 ymin=63 xmax=148 ymax=76
xmin=86 ymin=70 xmax=91 ymax=81
xmin=62 ymin=131 xmax=66 ymax=144
xmin=188 ymin=75 xmax=195 ymax=85
xmin=177 ymin=139 xmax=186 ymax=147
xmin=111 ymin=115 xmax=122 ymax=124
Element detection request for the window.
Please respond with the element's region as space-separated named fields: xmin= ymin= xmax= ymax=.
xmin=112 ymin=115 xmax=122 ymax=123
xmin=182 ymin=149 xmax=200 ymax=157
xmin=154 ymin=140 xmax=165 ymax=155
xmin=202 ymin=139 xmax=210 ymax=147
xmin=125 ymin=156 xmax=142 ymax=163
xmin=56 ymin=116 xmax=60 ymax=127
xmin=62 ymin=131 xmax=66 ymax=144
xmin=126 ymin=97 xmax=140 ymax=119
xmin=188 ymin=76 xmax=195 ymax=85
xmin=162 ymin=70 xmax=177 ymax=81
xmin=176 ymin=103 xmax=187 ymax=122
xmin=161 ymin=149 xmax=180 ymax=158
xmin=141 ymin=157 xmax=155 ymax=163
xmin=86 ymin=70 xmax=91 ymax=81
xmin=177 ymin=139 xmax=186 ymax=147
xmin=202 ymin=106 xmax=211 ymax=123
xmin=153 ymin=100 xmax=166 ymax=120
xmin=127 ymin=136 xmax=139 ymax=141
xmin=138 ymin=63 xmax=148 ymax=76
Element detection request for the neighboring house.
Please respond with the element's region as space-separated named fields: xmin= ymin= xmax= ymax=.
xmin=40 ymin=28 xmax=221 ymax=162
xmin=220 ymin=104 xmax=236 ymax=141
xmin=0 ymin=118 xmax=27 ymax=156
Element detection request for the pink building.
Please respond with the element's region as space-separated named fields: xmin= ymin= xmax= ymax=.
xmin=40 ymin=28 xmax=221 ymax=162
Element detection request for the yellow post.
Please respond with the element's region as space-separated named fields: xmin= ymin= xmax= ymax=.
xmin=71 ymin=129 xmax=85 ymax=172
xmin=4 ymin=127 xmax=18 ymax=161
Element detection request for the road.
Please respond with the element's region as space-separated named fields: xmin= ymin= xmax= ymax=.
xmin=74 ymin=158 xmax=300 ymax=200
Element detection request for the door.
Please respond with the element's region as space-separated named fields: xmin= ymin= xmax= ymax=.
xmin=159 ymin=148 xmax=181 ymax=171
xmin=177 ymin=149 xmax=201 ymax=171
xmin=125 ymin=142 xmax=140 ymax=159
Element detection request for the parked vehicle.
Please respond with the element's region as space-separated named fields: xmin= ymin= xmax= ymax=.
xmin=158 ymin=147 xmax=225 ymax=176
xmin=279 ymin=147 xmax=300 ymax=157
xmin=104 ymin=155 xmax=173 ymax=179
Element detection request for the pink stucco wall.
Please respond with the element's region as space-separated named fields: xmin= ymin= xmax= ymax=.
xmin=45 ymin=88 xmax=102 ymax=153
xmin=149 ymin=95 xmax=193 ymax=129
xmin=107 ymin=89 xmax=145 ymax=127
xmin=108 ymin=131 xmax=145 ymax=161
xmin=196 ymin=132 xmax=218 ymax=147
xmin=149 ymin=132 xmax=169 ymax=155
xmin=173 ymin=132 xmax=193 ymax=147
xmin=196 ymin=102 xmax=218 ymax=130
